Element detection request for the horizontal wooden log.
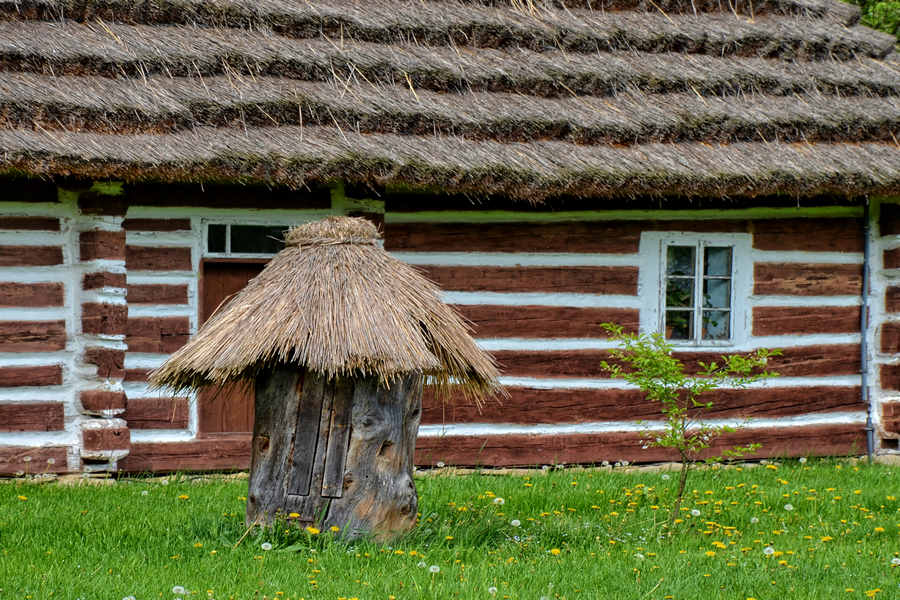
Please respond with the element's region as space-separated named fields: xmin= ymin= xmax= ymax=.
xmin=886 ymin=286 xmax=900 ymax=313
xmin=81 ymin=302 xmax=127 ymax=335
xmin=418 ymin=265 xmax=638 ymax=295
xmin=80 ymin=390 xmax=127 ymax=412
xmin=0 ymin=216 xmax=59 ymax=231
xmin=884 ymin=247 xmax=900 ymax=270
xmin=83 ymin=271 xmax=126 ymax=290
xmin=124 ymin=368 xmax=151 ymax=382
xmin=0 ymin=402 xmax=64 ymax=431
xmin=124 ymin=397 xmax=189 ymax=429
xmin=454 ymin=305 xmax=639 ymax=338
xmin=754 ymin=263 xmax=862 ymax=296
xmin=414 ymin=424 xmax=866 ymax=466
xmin=0 ymin=321 xmax=66 ymax=352
xmin=126 ymin=246 xmax=191 ymax=271
xmin=752 ymin=306 xmax=860 ymax=336
xmin=126 ymin=317 xmax=190 ymax=353
xmin=79 ymin=230 xmax=125 ymax=261
xmin=752 ymin=218 xmax=863 ymax=252
xmin=880 ymin=364 xmax=900 ymax=391
xmin=0 ymin=365 xmax=62 ymax=387
xmin=881 ymin=322 xmax=900 ymax=354
xmin=0 ymin=245 xmax=62 ymax=266
xmin=118 ymin=433 xmax=252 ymax=472
xmin=879 ymin=203 xmax=900 ymax=237
xmin=83 ymin=347 xmax=125 ymax=379
xmin=0 ymin=445 xmax=69 ymax=474
xmin=0 ymin=282 xmax=64 ymax=307
xmin=386 ymin=222 xmax=641 ymax=253
xmin=123 ymin=218 xmax=191 ymax=231
xmin=82 ymin=426 xmax=130 ymax=451
xmin=127 ymin=284 xmax=189 ymax=305
xmin=492 ymin=344 xmax=861 ymax=379
xmin=422 ymin=385 xmax=863 ymax=424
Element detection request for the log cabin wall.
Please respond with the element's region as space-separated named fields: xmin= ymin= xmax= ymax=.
xmin=383 ymin=200 xmax=871 ymax=466
xmin=2 ymin=179 xmax=896 ymax=473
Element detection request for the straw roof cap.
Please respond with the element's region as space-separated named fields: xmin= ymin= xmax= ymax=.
xmin=151 ymin=216 xmax=500 ymax=402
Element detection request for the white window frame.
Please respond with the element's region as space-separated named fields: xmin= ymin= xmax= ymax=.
xmin=202 ymin=220 xmax=294 ymax=259
xmin=638 ymin=231 xmax=752 ymax=348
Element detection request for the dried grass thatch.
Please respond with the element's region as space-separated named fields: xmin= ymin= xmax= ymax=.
xmin=150 ymin=216 xmax=501 ymax=403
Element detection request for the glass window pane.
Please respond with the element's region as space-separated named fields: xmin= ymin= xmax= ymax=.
xmin=703 ymin=279 xmax=731 ymax=309
xmin=665 ymin=310 xmax=693 ymax=340
xmin=208 ymin=224 xmax=226 ymax=253
xmin=704 ymin=247 xmax=732 ymax=277
xmin=702 ymin=310 xmax=730 ymax=340
xmin=666 ymin=246 xmax=695 ymax=277
xmin=230 ymin=225 xmax=287 ymax=254
xmin=666 ymin=278 xmax=694 ymax=308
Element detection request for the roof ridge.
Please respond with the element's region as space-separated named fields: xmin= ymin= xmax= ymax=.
xmin=0 ymin=0 xmax=889 ymax=60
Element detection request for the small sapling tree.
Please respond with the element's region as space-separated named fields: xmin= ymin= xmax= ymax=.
xmin=600 ymin=323 xmax=779 ymax=530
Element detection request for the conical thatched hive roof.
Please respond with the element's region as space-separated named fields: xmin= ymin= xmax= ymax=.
xmin=150 ymin=216 xmax=500 ymax=402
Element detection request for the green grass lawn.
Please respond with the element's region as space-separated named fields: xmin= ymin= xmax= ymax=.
xmin=0 ymin=459 xmax=898 ymax=600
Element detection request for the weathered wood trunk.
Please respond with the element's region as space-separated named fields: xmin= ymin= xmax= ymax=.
xmin=246 ymin=367 xmax=423 ymax=541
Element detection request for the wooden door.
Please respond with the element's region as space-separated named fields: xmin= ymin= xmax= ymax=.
xmin=199 ymin=261 xmax=266 ymax=435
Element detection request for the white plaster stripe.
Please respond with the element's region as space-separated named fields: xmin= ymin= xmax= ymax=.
xmin=82 ymin=289 xmax=127 ymax=304
xmin=81 ymin=336 xmax=127 ymax=350
xmin=126 ymin=270 xmax=194 ymax=280
xmin=0 ymin=432 xmax=77 ymax=445
xmin=391 ymin=252 xmax=640 ymax=267
xmin=0 ymin=231 xmax=62 ymax=245
xmin=127 ymin=305 xmax=194 ymax=318
xmin=0 ymin=267 xmax=68 ymax=282
xmin=496 ymin=375 xmax=860 ymax=389
xmin=477 ymin=334 xmax=861 ymax=352
xmin=0 ymin=352 xmax=69 ymax=365
xmin=442 ymin=291 xmax=640 ymax=308
xmin=124 ymin=353 xmax=170 ymax=369
xmin=126 ymin=231 xmax=195 ymax=247
xmin=385 ymin=206 xmax=862 ymax=224
xmin=126 ymin=273 xmax=195 ymax=285
xmin=129 ymin=430 xmax=196 ymax=442
xmin=124 ymin=382 xmax=155 ymax=398
xmin=80 ymin=259 xmax=126 ymax=272
xmin=751 ymin=251 xmax=863 ymax=264
xmin=0 ymin=202 xmax=69 ymax=217
xmin=750 ymin=296 xmax=862 ymax=307
xmin=0 ymin=389 xmax=69 ymax=402
xmin=417 ymin=412 xmax=867 ymax=437
xmin=0 ymin=307 xmax=66 ymax=320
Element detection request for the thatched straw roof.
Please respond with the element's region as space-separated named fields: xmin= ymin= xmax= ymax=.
xmin=150 ymin=216 xmax=500 ymax=401
xmin=0 ymin=0 xmax=897 ymax=200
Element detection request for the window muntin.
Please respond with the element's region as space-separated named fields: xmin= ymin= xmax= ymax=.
xmin=662 ymin=242 xmax=734 ymax=343
xmin=204 ymin=223 xmax=288 ymax=257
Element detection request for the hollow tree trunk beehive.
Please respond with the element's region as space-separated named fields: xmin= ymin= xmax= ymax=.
xmin=246 ymin=367 xmax=423 ymax=541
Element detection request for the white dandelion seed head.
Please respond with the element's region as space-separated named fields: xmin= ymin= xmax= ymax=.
xmin=488 ymin=586 xmax=498 ymax=595
xmin=798 ymin=457 xmax=807 ymax=464
xmin=493 ymin=497 xmax=505 ymax=505
xmin=435 ymin=461 xmax=445 ymax=468
xmin=123 ymin=596 xmax=136 ymax=600
xmin=691 ymin=509 xmax=701 ymax=517
xmin=46 ymin=458 xmax=55 ymax=465
xmin=172 ymin=586 xmax=186 ymax=595
xmin=601 ymin=461 xmax=610 ymax=467
xmin=634 ymin=553 xmax=645 ymax=560
xmin=429 ymin=565 xmax=440 ymax=573
xmin=784 ymin=504 xmax=794 ymax=511
xmin=661 ymin=474 xmax=670 ymax=480
xmin=161 ymin=479 xmax=169 ymax=486
xmin=260 ymin=542 xmax=273 ymax=551
xmin=750 ymin=517 xmax=759 ymax=524
xmin=764 ymin=546 xmax=775 ymax=556
xmin=417 ymin=561 xmax=427 ymax=568
xmin=891 ymin=557 xmax=900 ymax=566
xmin=510 ymin=519 xmax=521 ymax=527
xmin=621 ymin=460 xmax=629 ymax=466
xmin=141 ymin=490 xmax=149 ymax=496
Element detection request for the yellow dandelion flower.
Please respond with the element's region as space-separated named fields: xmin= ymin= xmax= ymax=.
xmin=305 ymin=526 xmax=320 ymax=535
xmin=705 ymin=551 xmax=716 ymax=557
xmin=178 ymin=494 xmax=189 ymax=500
xmin=874 ymin=527 xmax=885 ymax=533
xmin=330 ymin=525 xmax=340 ymax=532
xmin=288 ymin=512 xmax=300 ymax=518
xmin=16 ymin=495 xmax=26 ymax=501
xmin=549 ymin=548 xmax=561 ymax=556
